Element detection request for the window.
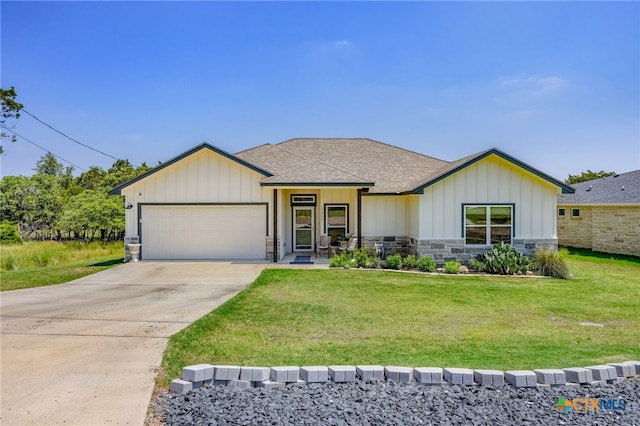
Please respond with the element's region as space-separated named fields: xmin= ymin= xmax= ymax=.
xmin=325 ymin=204 xmax=348 ymax=245
xmin=291 ymin=195 xmax=316 ymax=205
xmin=571 ymin=208 xmax=580 ymax=218
xmin=558 ymin=208 xmax=565 ymax=217
xmin=464 ymin=205 xmax=513 ymax=245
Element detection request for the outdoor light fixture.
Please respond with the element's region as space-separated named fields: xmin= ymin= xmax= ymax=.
xmin=125 ymin=203 xmax=133 ymax=209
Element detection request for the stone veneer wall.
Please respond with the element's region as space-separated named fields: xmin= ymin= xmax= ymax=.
xmin=265 ymin=236 xmax=281 ymax=262
xmin=361 ymin=236 xmax=414 ymax=257
xmin=592 ymin=206 xmax=640 ymax=257
xmin=361 ymin=236 xmax=557 ymax=265
xmin=558 ymin=205 xmax=640 ymax=257
xmin=557 ymin=206 xmax=593 ymax=249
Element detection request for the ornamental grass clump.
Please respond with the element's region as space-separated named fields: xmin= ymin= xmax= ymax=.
xmin=474 ymin=242 xmax=530 ymax=275
xmin=532 ymin=247 xmax=572 ymax=279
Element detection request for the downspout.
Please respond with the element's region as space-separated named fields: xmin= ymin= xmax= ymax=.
xmin=273 ymin=188 xmax=278 ymax=262
xmin=357 ymin=188 xmax=362 ymax=249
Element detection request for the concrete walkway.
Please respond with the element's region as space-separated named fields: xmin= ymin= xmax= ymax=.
xmin=0 ymin=261 xmax=266 ymax=425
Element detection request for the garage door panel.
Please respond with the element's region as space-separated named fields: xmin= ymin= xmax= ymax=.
xmin=141 ymin=205 xmax=266 ymax=260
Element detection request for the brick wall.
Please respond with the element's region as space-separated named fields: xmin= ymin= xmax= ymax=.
xmin=558 ymin=205 xmax=639 ymax=257
xmin=557 ymin=206 xmax=593 ymax=249
xmin=592 ymin=206 xmax=640 ymax=257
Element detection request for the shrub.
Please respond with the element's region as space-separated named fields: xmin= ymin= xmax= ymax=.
xmin=0 ymin=221 xmax=23 ymax=245
xmin=469 ymin=258 xmax=485 ymax=272
xmin=329 ymin=248 xmax=380 ymax=269
xmin=417 ymin=256 xmax=437 ymax=272
xmin=354 ymin=248 xmax=370 ymax=268
xmin=329 ymin=252 xmax=350 ymax=268
xmin=475 ymin=243 xmax=530 ymax=275
xmin=402 ymin=254 xmax=419 ymax=270
xmin=366 ymin=256 xmax=379 ymax=269
xmin=532 ymin=246 xmax=572 ymax=279
xmin=385 ymin=253 xmax=403 ymax=270
xmin=443 ymin=260 xmax=461 ymax=274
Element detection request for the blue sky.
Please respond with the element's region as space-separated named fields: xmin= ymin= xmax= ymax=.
xmin=1 ymin=1 xmax=638 ymax=180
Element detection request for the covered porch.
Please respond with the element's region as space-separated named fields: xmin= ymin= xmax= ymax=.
xmin=267 ymin=186 xmax=370 ymax=262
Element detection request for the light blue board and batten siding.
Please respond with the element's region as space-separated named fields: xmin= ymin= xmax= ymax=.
xmin=417 ymin=155 xmax=559 ymax=240
xmin=120 ymin=149 xmax=272 ymax=236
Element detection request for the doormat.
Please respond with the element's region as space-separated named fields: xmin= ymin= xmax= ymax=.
xmin=290 ymin=255 xmax=314 ymax=264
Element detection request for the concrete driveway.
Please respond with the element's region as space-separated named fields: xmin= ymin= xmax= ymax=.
xmin=0 ymin=261 xmax=266 ymax=425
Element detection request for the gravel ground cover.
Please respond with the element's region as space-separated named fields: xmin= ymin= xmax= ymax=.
xmin=161 ymin=379 xmax=639 ymax=425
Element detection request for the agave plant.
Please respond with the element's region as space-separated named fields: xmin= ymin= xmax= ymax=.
xmin=475 ymin=242 xmax=530 ymax=275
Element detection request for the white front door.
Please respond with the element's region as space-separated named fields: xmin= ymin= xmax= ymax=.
xmin=293 ymin=206 xmax=314 ymax=251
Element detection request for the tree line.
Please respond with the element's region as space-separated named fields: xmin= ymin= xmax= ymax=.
xmin=1 ymin=153 xmax=151 ymax=242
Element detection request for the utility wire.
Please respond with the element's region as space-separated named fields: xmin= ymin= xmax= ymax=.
xmin=22 ymin=109 xmax=135 ymax=165
xmin=1 ymin=126 xmax=86 ymax=171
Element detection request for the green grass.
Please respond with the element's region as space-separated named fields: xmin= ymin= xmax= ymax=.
xmin=1 ymin=241 xmax=123 ymax=291
xmin=159 ymin=251 xmax=640 ymax=386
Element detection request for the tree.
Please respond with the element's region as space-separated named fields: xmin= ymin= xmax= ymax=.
xmin=0 ymin=86 xmax=24 ymax=155
xmin=57 ymin=190 xmax=125 ymax=240
xmin=34 ymin=152 xmax=65 ymax=177
xmin=566 ymin=170 xmax=616 ymax=185
xmin=105 ymin=159 xmax=152 ymax=188
xmin=0 ymin=174 xmax=63 ymax=239
xmin=78 ymin=166 xmax=108 ymax=190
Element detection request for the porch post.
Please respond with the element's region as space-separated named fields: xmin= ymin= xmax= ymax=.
xmin=273 ymin=188 xmax=278 ymax=262
xmin=357 ymin=188 xmax=362 ymax=249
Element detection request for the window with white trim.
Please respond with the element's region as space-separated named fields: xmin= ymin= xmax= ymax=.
xmin=325 ymin=204 xmax=348 ymax=245
xmin=464 ymin=205 xmax=513 ymax=245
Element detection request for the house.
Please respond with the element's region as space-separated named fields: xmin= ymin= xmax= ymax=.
xmin=109 ymin=138 xmax=574 ymax=262
xmin=557 ymin=170 xmax=639 ymax=257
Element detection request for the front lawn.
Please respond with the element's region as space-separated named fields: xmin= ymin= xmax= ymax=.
xmin=1 ymin=241 xmax=123 ymax=291
xmin=159 ymin=250 xmax=640 ymax=386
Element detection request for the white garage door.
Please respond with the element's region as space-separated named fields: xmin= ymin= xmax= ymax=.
xmin=141 ymin=205 xmax=266 ymax=260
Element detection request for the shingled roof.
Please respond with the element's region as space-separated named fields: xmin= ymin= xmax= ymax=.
xmin=235 ymin=138 xmax=447 ymax=193
xmin=236 ymin=139 xmax=574 ymax=194
xmin=558 ymin=170 xmax=640 ymax=204
xmin=111 ymin=138 xmax=574 ymax=196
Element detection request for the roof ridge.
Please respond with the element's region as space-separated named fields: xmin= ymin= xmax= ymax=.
xmin=234 ymin=143 xmax=274 ymax=156
xmin=275 ymin=137 xmax=450 ymax=164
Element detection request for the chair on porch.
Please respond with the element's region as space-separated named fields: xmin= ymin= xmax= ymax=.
xmin=345 ymin=236 xmax=358 ymax=253
xmin=316 ymin=234 xmax=332 ymax=258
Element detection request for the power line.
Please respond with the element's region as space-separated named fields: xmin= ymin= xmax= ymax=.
xmin=1 ymin=127 xmax=86 ymax=171
xmin=22 ymin=108 xmax=135 ymax=165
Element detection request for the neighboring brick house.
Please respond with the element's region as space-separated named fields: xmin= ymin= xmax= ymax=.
xmin=557 ymin=170 xmax=640 ymax=257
